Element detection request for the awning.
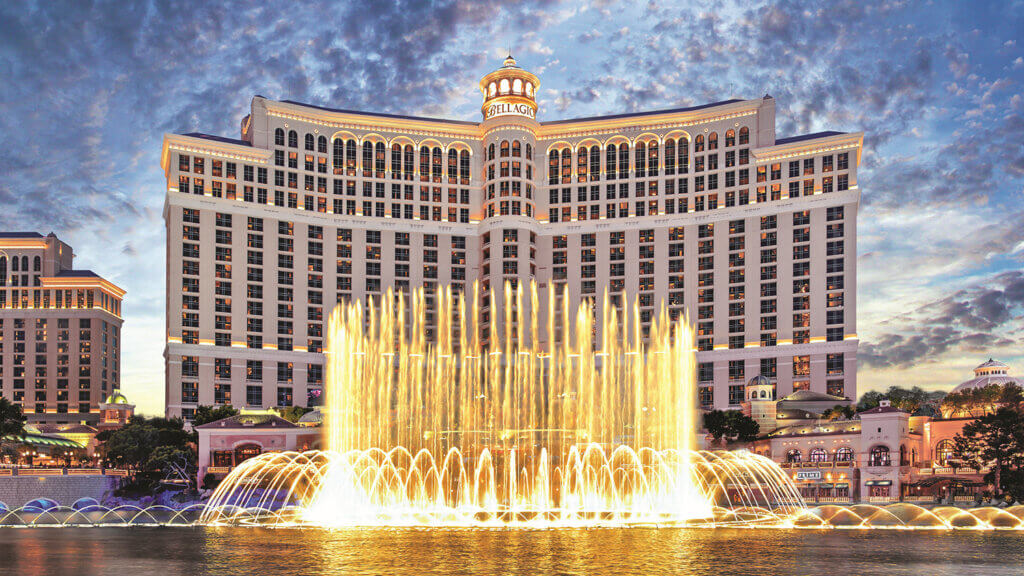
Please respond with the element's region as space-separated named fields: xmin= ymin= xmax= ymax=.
xmin=4 ymin=433 xmax=85 ymax=449
xmin=905 ymin=476 xmax=986 ymax=488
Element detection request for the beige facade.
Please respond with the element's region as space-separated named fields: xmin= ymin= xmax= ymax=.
xmin=0 ymin=232 xmax=124 ymax=424
xmin=160 ymin=57 xmax=861 ymax=421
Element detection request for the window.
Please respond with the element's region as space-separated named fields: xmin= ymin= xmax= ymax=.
xmin=868 ymin=445 xmax=891 ymax=467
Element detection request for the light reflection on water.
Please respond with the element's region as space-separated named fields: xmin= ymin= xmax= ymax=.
xmin=0 ymin=527 xmax=1021 ymax=576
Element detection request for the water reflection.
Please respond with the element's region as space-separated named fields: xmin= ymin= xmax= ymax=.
xmin=0 ymin=527 xmax=1022 ymax=576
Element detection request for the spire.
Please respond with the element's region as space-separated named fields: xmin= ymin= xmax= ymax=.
xmin=503 ymin=53 xmax=518 ymax=68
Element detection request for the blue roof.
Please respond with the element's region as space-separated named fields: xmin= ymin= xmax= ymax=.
xmin=181 ymin=133 xmax=251 ymax=147
xmin=279 ymin=100 xmax=480 ymax=126
xmin=773 ymin=131 xmax=847 ymax=145
xmin=541 ymin=99 xmax=747 ymax=126
xmin=0 ymin=232 xmax=44 ymax=238
xmin=55 ymin=270 xmax=99 ymax=278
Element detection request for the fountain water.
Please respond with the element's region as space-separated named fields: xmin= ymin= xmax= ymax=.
xmin=202 ymin=282 xmax=805 ymax=527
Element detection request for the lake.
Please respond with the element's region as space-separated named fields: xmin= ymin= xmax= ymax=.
xmin=0 ymin=527 xmax=1021 ymax=576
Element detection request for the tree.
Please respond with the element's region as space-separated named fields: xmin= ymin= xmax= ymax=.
xmin=703 ymin=410 xmax=760 ymax=443
xmin=102 ymin=415 xmax=194 ymax=493
xmin=0 ymin=397 xmax=26 ymax=440
xmin=941 ymin=384 xmax=1023 ymax=418
xmin=953 ymin=406 xmax=1024 ymax=500
xmin=822 ymin=404 xmax=855 ymax=421
xmin=277 ymin=405 xmax=313 ymax=423
xmin=192 ymin=405 xmax=239 ymax=428
xmin=857 ymin=386 xmax=945 ymax=415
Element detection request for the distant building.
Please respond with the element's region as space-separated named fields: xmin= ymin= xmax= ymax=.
xmin=0 ymin=232 xmax=124 ymax=425
xmin=195 ymin=410 xmax=321 ymax=485
xmin=743 ymin=361 xmax=1023 ymax=504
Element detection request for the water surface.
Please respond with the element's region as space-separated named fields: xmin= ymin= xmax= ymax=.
xmin=0 ymin=527 xmax=1021 ymax=576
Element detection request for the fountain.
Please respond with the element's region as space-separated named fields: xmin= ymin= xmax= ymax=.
xmin=3 ymin=282 xmax=1022 ymax=529
xmin=201 ymin=282 xmax=804 ymax=527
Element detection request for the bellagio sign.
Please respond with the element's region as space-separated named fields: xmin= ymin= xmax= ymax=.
xmin=485 ymin=101 xmax=536 ymax=120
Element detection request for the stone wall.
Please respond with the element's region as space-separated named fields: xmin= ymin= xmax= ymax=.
xmin=0 ymin=476 xmax=120 ymax=507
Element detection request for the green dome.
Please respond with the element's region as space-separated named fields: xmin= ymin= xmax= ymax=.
xmin=105 ymin=391 xmax=128 ymax=405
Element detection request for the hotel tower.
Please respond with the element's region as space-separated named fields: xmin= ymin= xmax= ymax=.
xmin=161 ymin=56 xmax=861 ymax=420
xmin=0 ymin=232 xmax=124 ymax=424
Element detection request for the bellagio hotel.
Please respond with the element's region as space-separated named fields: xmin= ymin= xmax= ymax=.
xmin=160 ymin=56 xmax=862 ymax=421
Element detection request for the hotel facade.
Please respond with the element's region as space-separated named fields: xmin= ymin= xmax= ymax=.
xmin=160 ymin=56 xmax=862 ymax=421
xmin=0 ymin=232 xmax=124 ymax=424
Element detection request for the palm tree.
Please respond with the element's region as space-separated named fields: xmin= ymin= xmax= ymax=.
xmin=0 ymin=398 xmax=26 ymax=464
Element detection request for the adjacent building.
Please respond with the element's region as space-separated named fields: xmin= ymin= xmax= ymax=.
xmin=160 ymin=56 xmax=862 ymax=421
xmin=0 ymin=232 xmax=124 ymax=424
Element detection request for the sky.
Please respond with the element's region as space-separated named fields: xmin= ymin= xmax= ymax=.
xmin=0 ymin=0 xmax=1022 ymax=416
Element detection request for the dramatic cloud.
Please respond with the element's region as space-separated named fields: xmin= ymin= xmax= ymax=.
xmin=0 ymin=0 xmax=1021 ymax=413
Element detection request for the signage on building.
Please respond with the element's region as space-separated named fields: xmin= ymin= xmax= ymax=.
xmin=795 ymin=471 xmax=822 ymax=481
xmin=485 ymin=101 xmax=536 ymax=120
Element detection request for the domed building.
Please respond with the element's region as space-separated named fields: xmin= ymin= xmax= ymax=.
xmin=949 ymin=359 xmax=1024 ymax=393
xmin=97 ymin=389 xmax=135 ymax=431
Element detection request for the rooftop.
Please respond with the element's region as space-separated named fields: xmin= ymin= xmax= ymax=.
xmin=54 ymin=270 xmax=99 ymax=278
xmin=181 ymin=132 xmax=252 ymax=147
xmin=773 ymin=131 xmax=847 ymax=145
xmin=196 ymin=413 xmax=298 ymax=430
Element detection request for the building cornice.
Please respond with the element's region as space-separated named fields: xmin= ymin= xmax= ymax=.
xmin=161 ymin=134 xmax=271 ymax=176
xmin=753 ymin=132 xmax=865 ymax=166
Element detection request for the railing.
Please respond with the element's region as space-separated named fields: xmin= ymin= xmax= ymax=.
xmin=868 ymin=496 xmax=895 ymax=504
xmin=814 ymin=497 xmax=851 ymax=503
xmin=207 ymin=466 xmax=233 ymax=474
xmin=903 ymin=496 xmax=934 ymax=503
xmin=0 ymin=468 xmax=128 ymax=477
xmin=953 ymin=495 xmax=977 ymax=503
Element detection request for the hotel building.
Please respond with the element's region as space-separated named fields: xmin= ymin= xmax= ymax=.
xmin=0 ymin=232 xmax=124 ymax=424
xmin=160 ymin=56 xmax=862 ymax=421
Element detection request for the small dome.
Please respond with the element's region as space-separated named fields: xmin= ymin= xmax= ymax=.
xmin=104 ymin=390 xmax=128 ymax=404
xmin=298 ymin=409 xmax=322 ymax=424
xmin=503 ymin=53 xmax=519 ymax=68
xmin=747 ymin=374 xmax=771 ymax=388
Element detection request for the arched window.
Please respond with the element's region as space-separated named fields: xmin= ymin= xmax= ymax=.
xmin=375 ymin=142 xmax=386 ymax=175
xmin=577 ymin=146 xmax=588 ymax=181
xmin=431 ymin=147 xmax=442 ymax=182
xmin=935 ymin=439 xmax=955 ymax=466
xmin=708 ymin=132 xmax=718 ymax=150
xmin=333 ymin=139 xmax=344 ymax=173
xmin=488 ymin=82 xmax=496 ymax=97
xmin=618 ymin=144 xmax=629 ymax=178
xmin=499 ymin=79 xmax=510 ymax=93
xmin=869 ymin=445 xmax=890 ymax=467
xmin=11 ymin=256 xmax=19 ymax=272
xmin=525 ymin=82 xmax=533 ymax=96
xmin=648 ymin=141 xmax=659 ymax=176
xmin=548 ymin=150 xmax=559 ymax=185
xmin=488 ymin=143 xmax=495 ymax=161
xmin=403 ymin=145 xmax=414 ymax=180
xmin=665 ymin=139 xmax=676 ymax=175
xmin=512 ymin=141 xmax=521 ymax=157
xmin=345 ymin=139 xmax=357 ymax=174
xmin=835 ymin=447 xmax=853 ymax=462
xmin=460 ymin=150 xmax=471 ymax=183
xmin=590 ymin=147 xmax=600 ymax=179
xmin=33 ymin=256 xmax=40 ymax=272
xmin=20 ymin=256 xmax=27 ymax=272
xmin=362 ymin=142 xmax=373 ymax=177
xmin=560 ymin=149 xmax=571 ymax=184
xmin=288 ymin=130 xmax=298 ymax=148
xmin=513 ymin=78 xmax=523 ymax=94
xmin=419 ymin=146 xmax=431 ymax=181
xmin=809 ymin=448 xmax=827 ymax=462
xmin=678 ymin=137 xmax=689 ymax=173
xmin=447 ymin=149 xmax=458 ymax=183
xmin=694 ymin=134 xmax=704 ymax=152
xmin=606 ymin=144 xmax=617 ymax=180
xmin=305 ymin=133 xmax=314 ymax=150
xmin=274 ymin=128 xmax=285 ymax=146
xmin=233 ymin=443 xmax=261 ymax=465
xmin=634 ymin=141 xmax=646 ymax=178
xmin=786 ymin=449 xmax=802 ymax=463
xmin=391 ymin=144 xmax=402 ymax=179
xmin=317 ymin=135 xmax=327 ymax=153
xmin=0 ymin=256 xmax=6 ymax=286
xmin=525 ymin=143 xmax=532 ymax=161
xmin=500 ymin=140 xmax=510 ymax=157
xmin=739 ymin=126 xmax=749 ymax=145
xmin=725 ymin=129 xmax=736 ymax=147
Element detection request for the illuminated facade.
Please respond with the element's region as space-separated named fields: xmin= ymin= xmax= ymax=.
xmin=0 ymin=232 xmax=124 ymax=424
xmin=160 ymin=56 xmax=862 ymax=420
